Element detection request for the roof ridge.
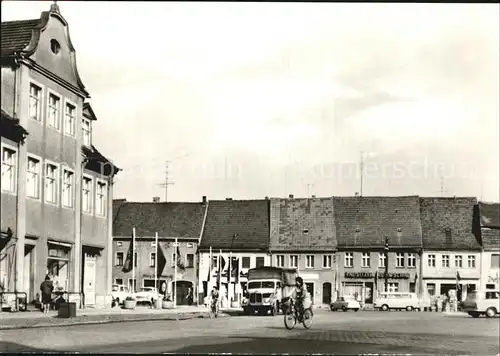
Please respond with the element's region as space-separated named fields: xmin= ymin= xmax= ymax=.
xmin=1 ymin=18 xmax=40 ymax=25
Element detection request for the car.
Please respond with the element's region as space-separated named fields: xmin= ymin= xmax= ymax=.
xmin=330 ymin=295 xmax=361 ymax=312
xmin=111 ymin=284 xmax=132 ymax=306
xmin=462 ymin=290 xmax=500 ymax=318
xmin=134 ymin=287 xmax=160 ymax=305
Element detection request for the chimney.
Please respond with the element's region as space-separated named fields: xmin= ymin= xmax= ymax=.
xmin=202 ymin=196 xmax=207 ymax=204
xmin=355 ymin=192 xmax=359 ymax=197
xmin=265 ymin=196 xmax=269 ymax=200
xmin=226 ymin=198 xmax=233 ymax=200
xmin=153 ymin=197 xmax=160 ymax=203
xmin=311 ymin=195 xmax=316 ymax=198
xmin=288 ymin=194 xmax=294 ymax=199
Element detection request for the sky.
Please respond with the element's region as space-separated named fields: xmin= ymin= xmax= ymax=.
xmin=2 ymin=1 xmax=499 ymax=202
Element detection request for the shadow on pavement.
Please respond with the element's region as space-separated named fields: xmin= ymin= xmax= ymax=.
xmin=0 ymin=341 xmax=51 ymax=353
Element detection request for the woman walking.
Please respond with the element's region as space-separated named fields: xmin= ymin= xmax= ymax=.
xmin=40 ymin=275 xmax=54 ymax=314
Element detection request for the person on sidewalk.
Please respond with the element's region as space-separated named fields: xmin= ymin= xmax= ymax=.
xmin=40 ymin=275 xmax=54 ymax=314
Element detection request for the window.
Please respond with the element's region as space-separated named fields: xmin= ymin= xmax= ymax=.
xmin=409 ymin=282 xmax=416 ymax=293
xmin=361 ymin=252 xmax=370 ymax=268
xmin=143 ymin=279 xmax=156 ymax=288
xmin=128 ymin=279 xmax=137 ymax=292
xmin=344 ymin=252 xmax=353 ymax=268
xmin=171 ymin=253 xmax=176 ymax=267
xmin=82 ymin=176 xmax=93 ymax=213
xmin=256 ymin=257 xmax=265 ymax=268
xmin=115 ymin=252 xmax=124 ymax=266
xmin=427 ymin=283 xmax=436 ymax=296
xmin=407 ymin=253 xmax=416 ymax=268
xmin=442 ymin=255 xmax=450 ymax=268
xmin=428 ymin=254 xmax=436 ymax=267
xmin=134 ymin=253 xmax=137 ymax=268
xmin=96 ymin=181 xmax=107 ymax=216
xmin=82 ymin=118 xmax=91 ymax=146
xmin=323 ymin=255 xmax=332 ymax=268
xmin=242 ymin=257 xmax=250 ymax=269
xmin=378 ymin=253 xmax=386 ymax=268
xmin=212 ymin=256 xmax=219 ymax=269
xmin=276 ymin=255 xmax=284 ymax=267
xmin=388 ymin=283 xmax=399 ymax=293
xmin=491 ymin=254 xmax=500 ymax=269
xmin=45 ymin=163 xmax=58 ymax=204
xmin=306 ymin=255 xmax=314 ymax=269
xmin=486 ymin=284 xmax=496 ymax=290
xmin=150 ymin=253 xmax=156 ymax=267
xmin=186 ymin=254 xmax=194 ymax=268
xmin=1 ymin=146 xmax=17 ymax=193
xmin=396 ymin=253 xmax=405 ymax=268
xmin=47 ymin=243 xmax=70 ymax=292
xmin=29 ymin=83 xmax=42 ymax=121
xmin=64 ymin=102 xmax=76 ymax=136
xmin=455 ymin=255 xmax=463 ymax=268
xmin=468 ymin=255 xmax=476 ymax=268
xmin=48 ymin=93 xmax=60 ymax=129
xmin=117 ymin=241 xmax=122 ymax=247
xmin=62 ymin=169 xmax=74 ymax=208
xmin=289 ymin=255 xmax=298 ymax=268
xmin=27 ymin=156 xmax=40 ymax=199
xmin=115 ymin=278 xmax=123 ymax=286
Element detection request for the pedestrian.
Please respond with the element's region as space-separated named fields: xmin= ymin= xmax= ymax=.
xmin=187 ymin=287 xmax=193 ymax=306
xmin=40 ymin=275 xmax=54 ymax=314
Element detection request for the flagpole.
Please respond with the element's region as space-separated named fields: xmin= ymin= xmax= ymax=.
xmin=209 ymin=246 xmax=212 ymax=289
xmin=132 ymin=227 xmax=136 ymax=293
xmin=218 ymin=249 xmax=222 ymax=293
xmin=229 ymin=251 xmax=232 ymax=303
xmin=155 ymin=232 xmax=158 ymax=291
xmin=174 ymin=238 xmax=178 ymax=308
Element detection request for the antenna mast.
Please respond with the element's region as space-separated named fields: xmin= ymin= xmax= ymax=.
xmin=360 ymin=151 xmax=364 ymax=197
xmin=158 ymin=161 xmax=175 ymax=202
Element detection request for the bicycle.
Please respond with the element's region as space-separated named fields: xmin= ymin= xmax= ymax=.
xmin=209 ymin=299 xmax=219 ymax=319
xmin=283 ymin=298 xmax=313 ymax=330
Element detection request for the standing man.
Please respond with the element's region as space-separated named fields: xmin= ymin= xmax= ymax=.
xmin=40 ymin=275 xmax=54 ymax=314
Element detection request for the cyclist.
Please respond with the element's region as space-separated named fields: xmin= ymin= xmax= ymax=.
xmin=209 ymin=286 xmax=220 ymax=316
xmin=290 ymin=276 xmax=311 ymax=318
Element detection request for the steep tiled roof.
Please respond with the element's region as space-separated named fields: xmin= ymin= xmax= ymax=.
xmin=420 ymin=197 xmax=481 ymax=250
xmin=333 ymin=196 xmax=422 ymax=249
xmin=0 ymin=109 xmax=28 ymax=142
xmin=482 ymin=228 xmax=500 ymax=250
xmin=82 ymin=145 xmax=120 ymax=177
xmin=112 ymin=199 xmax=127 ymax=223
xmin=199 ymin=200 xmax=270 ymax=251
xmin=479 ymin=202 xmax=500 ymax=228
xmin=113 ymin=202 xmax=207 ymax=238
xmin=0 ymin=19 xmax=40 ymax=57
xmin=270 ymin=197 xmax=336 ymax=251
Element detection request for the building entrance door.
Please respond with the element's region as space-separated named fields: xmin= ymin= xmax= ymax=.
xmin=322 ymin=282 xmax=332 ymax=304
xmin=23 ymin=245 xmax=34 ymax=301
xmin=306 ymin=282 xmax=314 ymax=304
xmin=83 ymin=257 xmax=96 ymax=306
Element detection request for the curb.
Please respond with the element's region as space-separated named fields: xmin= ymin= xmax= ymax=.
xmin=0 ymin=311 xmax=230 ymax=330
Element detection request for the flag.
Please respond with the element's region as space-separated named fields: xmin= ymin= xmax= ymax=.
xmin=456 ymin=271 xmax=461 ymax=290
xmin=176 ymin=243 xmax=184 ymax=269
xmin=207 ymin=247 xmax=213 ymax=282
xmin=156 ymin=242 xmax=167 ymax=277
xmin=122 ymin=237 xmax=134 ymax=273
xmin=216 ymin=253 xmax=221 ymax=287
xmin=232 ymin=258 xmax=239 ymax=283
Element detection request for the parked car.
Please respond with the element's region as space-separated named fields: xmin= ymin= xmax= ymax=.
xmin=462 ymin=290 xmax=500 ymax=318
xmin=134 ymin=287 xmax=160 ymax=305
xmin=330 ymin=295 xmax=361 ymax=312
xmin=374 ymin=292 xmax=420 ymax=311
xmin=111 ymin=284 xmax=132 ymax=306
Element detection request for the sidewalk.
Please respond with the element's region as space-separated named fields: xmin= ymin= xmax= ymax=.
xmin=0 ymin=305 xmax=243 ymax=330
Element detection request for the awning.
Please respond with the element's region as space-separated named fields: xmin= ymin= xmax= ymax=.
xmin=83 ymin=243 xmax=105 ymax=250
xmin=48 ymin=240 xmax=72 ymax=248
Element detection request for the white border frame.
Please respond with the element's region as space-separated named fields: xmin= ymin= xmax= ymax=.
xmin=95 ymin=178 xmax=108 ymax=218
xmin=28 ymin=79 xmax=45 ymax=123
xmin=63 ymin=97 xmax=78 ymax=138
xmin=142 ymin=278 xmax=156 ymax=288
xmin=44 ymin=159 xmax=60 ymax=206
xmin=1 ymin=142 xmax=18 ymax=195
xmin=26 ymin=152 xmax=43 ymax=201
xmin=115 ymin=251 xmax=124 ymax=267
xmin=82 ymin=173 xmax=94 ymax=216
xmin=61 ymin=165 xmax=75 ymax=210
xmin=46 ymin=88 xmax=62 ymax=132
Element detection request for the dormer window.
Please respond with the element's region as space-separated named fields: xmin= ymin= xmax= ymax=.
xmin=445 ymin=228 xmax=452 ymax=238
xmin=50 ymin=39 xmax=61 ymax=55
xmin=82 ymin=118 xmax=91 ymax=146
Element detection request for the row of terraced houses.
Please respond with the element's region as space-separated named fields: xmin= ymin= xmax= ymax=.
xmin=112 ymin=196 xmax=500 ymax=308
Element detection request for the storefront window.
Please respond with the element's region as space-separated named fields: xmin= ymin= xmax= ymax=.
xmin=47 ymin=242 xmax=70 ymax=292
xmin=427 ymin=283 xmax=436 ymax=296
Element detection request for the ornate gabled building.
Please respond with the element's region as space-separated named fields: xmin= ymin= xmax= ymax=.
xmin=269 ymin=195 xmax=337 ymax=305
xmin=478 ymin=202 xmax=500 ymax=290
xmin=333 ymin=196 xmax=423 ymax=304
xmin=1 ymin=3 xmax=119 ymax=309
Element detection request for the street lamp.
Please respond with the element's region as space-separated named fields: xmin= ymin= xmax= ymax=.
xmin=384 ymin=236 xmax=389 ymax=292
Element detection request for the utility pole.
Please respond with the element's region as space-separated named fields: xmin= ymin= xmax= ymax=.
xmin=437 ymin=175 xmax=448 ymax=197
xmin=158 ymin=161 xmax=175 ymax=202
xmin=384 ymin=236 xmax=389 ymax=292
xmin=360 ymin=151 xmax=364 ymax=197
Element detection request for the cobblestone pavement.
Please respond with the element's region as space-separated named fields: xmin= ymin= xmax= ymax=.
xmin=0 ymin=310 xmax=498 ymax=354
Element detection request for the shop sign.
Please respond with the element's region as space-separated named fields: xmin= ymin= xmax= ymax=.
xmin=377 ymin=272 xmax=410 ymax=279
xmin=487 ymin=272 xmax=499 ymax=284
xmin=344 ymin=271 xmax=411 ymax=279
xmin=345 ymin=272 xmax=374 ymax=279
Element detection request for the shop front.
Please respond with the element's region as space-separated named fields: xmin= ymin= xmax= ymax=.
xmin=423 ymin=278 xmax=479 ymax=302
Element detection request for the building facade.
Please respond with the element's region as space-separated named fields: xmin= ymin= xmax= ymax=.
xmin=112 ymin=198 xmax=207 ymax=305
xmin=333 ymin=196 xmax=423 ymax=304
xmin=0 ymin=4 xmax=118 ymax=309
xmin=198 ymin=199 xmax=271 ymax=306
xmin=478 ymin=202 xmax=500 ymax=290
xmin=269 ymin=196 xmax=337 ymax=305
xmin=420 ymin=197 xmax=482 ymax=302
